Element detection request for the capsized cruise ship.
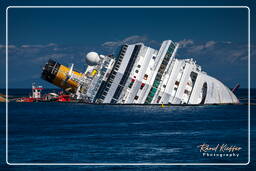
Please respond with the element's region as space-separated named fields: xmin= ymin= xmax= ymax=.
xmin=41 ymin=40 xmax=239 ymax=104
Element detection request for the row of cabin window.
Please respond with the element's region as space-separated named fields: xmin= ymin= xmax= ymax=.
xmin=135 ymin=83 xmax=190 ymax=102
xmin=101 ymin=46 xmax=128 ymax=98
xmin=129 ymin=60 xmax=153 ymax=99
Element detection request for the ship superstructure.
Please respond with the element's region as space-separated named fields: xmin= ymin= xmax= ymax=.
xmin=41 ymin=40 xmax=239 ymax=104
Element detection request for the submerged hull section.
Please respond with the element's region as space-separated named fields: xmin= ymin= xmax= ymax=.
xmin=41 ymin=40 xmax=239 ymax=104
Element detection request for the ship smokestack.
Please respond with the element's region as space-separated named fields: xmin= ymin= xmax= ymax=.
xmin=41 ymin=59 xmax=83 ymax=93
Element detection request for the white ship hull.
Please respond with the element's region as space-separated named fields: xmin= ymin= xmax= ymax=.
xmin=41 ymin=40 xmax=239 ymax=105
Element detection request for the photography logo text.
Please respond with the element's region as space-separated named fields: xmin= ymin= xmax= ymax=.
xmin=197 ymin=143 xmax=242 ymax=158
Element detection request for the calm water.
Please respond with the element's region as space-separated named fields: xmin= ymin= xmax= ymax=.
xmin=0 ymin=89 xmax=255 ymax=170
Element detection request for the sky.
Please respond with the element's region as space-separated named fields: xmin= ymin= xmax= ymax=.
xmin=0 ymin=0 xmax=255 ymax=89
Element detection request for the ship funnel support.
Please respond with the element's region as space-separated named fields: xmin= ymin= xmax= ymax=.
xmin=85 ymin=52 xmax=100 ymax=66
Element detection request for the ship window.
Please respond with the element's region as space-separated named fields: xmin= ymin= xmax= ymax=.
xmin=200 ymin=82 xmax=208 ymax=104
xmin=110 ymin=75 xmax=115 ymax=79
xmin=156 ymin=96 xmax=161 ymax=103
xmin=128 ymin=82 xmax=134 ymax=88
xmin=111 ymin=99 xmax=117 ymax=103
xmin=140 ymin=83 xmax=145 ymax=89
xmin=109 ymin=78 xmax=114 ymax=83
xmin=144 ymin=74 xmax=148 ymax=80
xmin=102 ymin=68 xmax=107 ymax=72
xmin=153 ymin=56 xmax=156 ymax=60
xmin=175 ymin=81 xmax=179 ymax=86
xmin=156 ymin=74 xmax=161 ymax=80
xmin=184 ymin=90 xmax=189 ymax=94
xmin=137 ymin=65 xmax=141 ymax=68
xmin=163 ymin=85 xmax=166 ymax=88
xmin=106 ymin=83 xmax=111 ymax=88
xmin=134 ymin=96 xmax=139 ymax=100
xmin=135 ymin=70 xmax=139 ymax=73
xmin=104 ymin=61 xmax=109 ymax=66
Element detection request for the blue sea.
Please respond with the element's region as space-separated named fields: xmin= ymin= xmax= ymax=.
xmin=0 ymin=89 xmax=255 ymax=170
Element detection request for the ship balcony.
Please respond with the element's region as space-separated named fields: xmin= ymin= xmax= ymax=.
xmin=153 ymin=81 xmax=160 ymax=87
xmin=152 ymin=87 xmax=157 ymax=92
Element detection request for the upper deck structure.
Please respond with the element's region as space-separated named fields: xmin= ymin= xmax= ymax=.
xmin=41 ymin=40 xmax=239 ymax=104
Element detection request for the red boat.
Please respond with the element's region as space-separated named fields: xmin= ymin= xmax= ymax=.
xmin=16 ymin=83 xmax=72 ymax=102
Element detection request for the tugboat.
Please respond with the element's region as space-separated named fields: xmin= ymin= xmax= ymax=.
xmin=16 ymin=83 xmax=73 ymax=102
xmin=16 ymin=83 xmax=44 ymax=102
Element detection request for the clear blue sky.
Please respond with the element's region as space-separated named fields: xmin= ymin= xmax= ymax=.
xmin=7 ymin=8 xmax=248 ymax=45
xmin=0 ymin=0 xmax=255 ymax=88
